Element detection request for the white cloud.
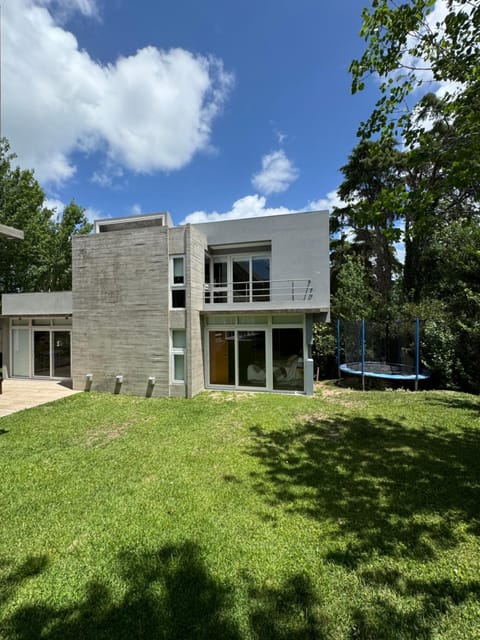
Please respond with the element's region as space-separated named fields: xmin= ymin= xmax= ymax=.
xmin=44 ymin=198 xmax=66 ymax=214
xmin=252 ymin=150 xmax=299 ymax=195
xmin=3 ymin=0 xmax=233 ymax=185
xmin=130 ymin=204 xmax=143 ymax=215
xmin=37 ymin=0 xmax=99 ymax=20
xmin=181 ymin=187 xmax=339 ymax=225
xmin=308 ymin=189 xmax=344 ymax=212
xmin=43 ymin=197 xmax=100 ymax=223
xmin=182 ymin=194 xmax=295 ymax=224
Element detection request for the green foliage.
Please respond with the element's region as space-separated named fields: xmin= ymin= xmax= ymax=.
xmin=312 ymin=322 xmax=337 ymax=378
xmin=0 ymin=140 xmax=53 ymax=294
xmin=351 ymin=0 xmax=480 ymax=141
xmin=47 ymin=200 xmax=93 ymax=291
xmin=338 ymin=2 xmax=480 ymax=390
xmin=422 ymin=318 xmax=457 ymax=388
xmin=332 ymin=138 xmax=404 ymax=307
xmin=332 ymin=254 xmax=380 ymax=320
xmin=0 ymin=139 xmax=91 ymax=301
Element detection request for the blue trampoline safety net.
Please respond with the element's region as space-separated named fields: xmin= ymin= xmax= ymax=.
xmin=338 ymin=320 xmax=430 ymax=380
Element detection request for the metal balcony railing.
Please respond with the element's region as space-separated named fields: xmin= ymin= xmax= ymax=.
xmin=204 ymin=279 xmax=313 ymax=305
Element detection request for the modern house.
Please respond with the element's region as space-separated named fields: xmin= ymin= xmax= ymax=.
xmin=0 ymin=210 xmax=329 ymax=397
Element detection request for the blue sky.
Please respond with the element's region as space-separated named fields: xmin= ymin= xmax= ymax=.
xmin=4 ymin=0 xmax=381 ymax=225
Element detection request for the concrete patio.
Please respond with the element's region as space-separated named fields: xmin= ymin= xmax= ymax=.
xmin=0 ymin=379 xmax=81 ymax=417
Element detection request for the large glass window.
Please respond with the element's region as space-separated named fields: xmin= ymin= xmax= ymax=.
xmin=207 ymin=320 xmax=304 ymax=392
xmin=11 ymin=322 xmax=71 ymax=379
xmin=53 ymin=331 xmax=71 ymax=378
xmin=273 ymin=328 xmax=304 ymax=391
xmin=209 ymin=331 xmax=235 ymax=385
xmin=213 ymin=260 xmax=228 ymax=303
xmin=238 ymin=331 xmax=266 ymax=388
xmin=252 ymin=257 xmax=270 ymax=301
xmin=34 ymin=331 xmax=51 ymax=376
xmin=12 ymin=330 xmax=30 ymax=376
xmin=233 ymin=259 xmax=250 ymax=302
xmin=206 ymin=255 xmax=270 ymax=304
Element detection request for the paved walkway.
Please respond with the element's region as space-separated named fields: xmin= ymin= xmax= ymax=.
xmin=0 ymin=379 xmax=81 ymax=417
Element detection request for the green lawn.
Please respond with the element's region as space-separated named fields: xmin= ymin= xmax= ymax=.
xmin=0 ymin=384 xmax=479 ymax=639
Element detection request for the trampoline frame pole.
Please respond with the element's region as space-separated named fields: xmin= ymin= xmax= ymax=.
xmin=337 ymin=318 xmax=341 ymax=379
xmin=361 ymin=319 xmax=365 ymax=392
xmin=415 ymin=318 xmax=420 ymax=391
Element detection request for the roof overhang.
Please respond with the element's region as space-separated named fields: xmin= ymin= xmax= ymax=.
xmin=0 ymin=224 xmax=24 ymax=240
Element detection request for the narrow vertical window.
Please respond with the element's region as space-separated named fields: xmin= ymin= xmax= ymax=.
xmin=171 ymin=330 xmax=186 ymax=382
xmin=171 ymin=256 xmax=186 ymax=308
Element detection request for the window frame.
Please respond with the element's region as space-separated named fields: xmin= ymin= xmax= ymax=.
xmin=171 ymin=329 xmax=186 ymax=383
xmin=170 ymin=255 xmax=186 ymax=308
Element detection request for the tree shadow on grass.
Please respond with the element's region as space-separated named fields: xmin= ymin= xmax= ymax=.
xmin=1 ymin=544 xmax=330 ymax=640
xmin=248 ymin=414 xmax=480 ymax=563
xmin=246 ymin=573 xmax=327 ymax=640
xmin=1 ymin=542 xmax=240 ymax=640
xmin=246 ymin=413 xmax=480 ymax=638
xmin=0 ymin=555 xmax=49 ymax=608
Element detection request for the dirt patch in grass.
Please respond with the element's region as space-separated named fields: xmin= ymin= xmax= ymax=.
xmin=314 ymin=381 xmax=367 ymax=409
xmin=298 ymin=413 xmax=345 ymax=440
xmin=208 ymin=392 xmax=255 ymax=402
xmin=84 ymin=421 xmax=135 ymax=447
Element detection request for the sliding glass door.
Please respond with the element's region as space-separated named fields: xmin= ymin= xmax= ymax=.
xmin=208 ymin=329 xmax=267 ymax=389
xmin=33 ymin=330 xmax=72 ymax=378
xmin=207 ymin=255 xmax=270 ymax=304
xmin=53 ymin=332 xmax=71 ymax=378
xmin=12 ymin=330 xmax=30 ymax=377
xmin=33 ymin=331 xmax=51 ymax=376
xmin=207 ymin=319 xmax=304 ymax=392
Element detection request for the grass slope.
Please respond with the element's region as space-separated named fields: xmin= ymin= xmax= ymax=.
xmin=0 ymin=384 xmax=479 ymax=639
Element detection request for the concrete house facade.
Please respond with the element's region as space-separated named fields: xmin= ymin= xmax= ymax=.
xmin=1 ymin=210 xmax=329 ymax=397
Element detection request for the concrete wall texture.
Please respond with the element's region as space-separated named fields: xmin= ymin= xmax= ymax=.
xmin=72 ymin=226 xmax=171 ymax=396
xmin=2 ymin=292 xmax=73 ymax=316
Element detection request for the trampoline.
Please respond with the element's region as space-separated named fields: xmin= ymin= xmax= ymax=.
xmin=337 ymin=319 xmax=430 ymax=390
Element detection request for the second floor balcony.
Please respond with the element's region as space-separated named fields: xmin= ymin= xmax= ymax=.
xmin=203 ymin=278 xmax=315 ymax=311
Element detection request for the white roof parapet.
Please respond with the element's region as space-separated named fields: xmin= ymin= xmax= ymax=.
xmin=0 ymin=224 xmax=24 ymax=240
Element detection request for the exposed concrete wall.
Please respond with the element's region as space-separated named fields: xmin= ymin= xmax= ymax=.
xmin=185 ymin=225 xmax=207 ymax=397
xmin=2 ymin=292 xmax=72 ymax=316
xmin=193 ymin=210 xmax=329 ymax=314
xmin=168 ymin=227 xmax=186 ymax=255
xmin=72 ymin=227 xmax=170 ymax=396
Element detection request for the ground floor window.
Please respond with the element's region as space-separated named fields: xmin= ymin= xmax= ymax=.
xmin=10 ymin=319 xmax=71 ymax=379
xmin=171 ymin=330 xmax=186 ymax=383
xmin=272 ymin=328 xmax=304 ymax=391
xmin=206 ymin=317 xmax=305 ymax=392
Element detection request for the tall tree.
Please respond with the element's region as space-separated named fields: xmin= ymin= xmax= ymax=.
xmin=350 ymin=0 xmax=480 ymax=301
xmin=0 ymin=139 xmax=92 ymax=301
xmin=332 ymin=138 xmax=404 ymax=309
xmin=0 ymin=140 xmax=53 ymax=294
xmin=47 ymin=201 xmax=93 ymax=291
